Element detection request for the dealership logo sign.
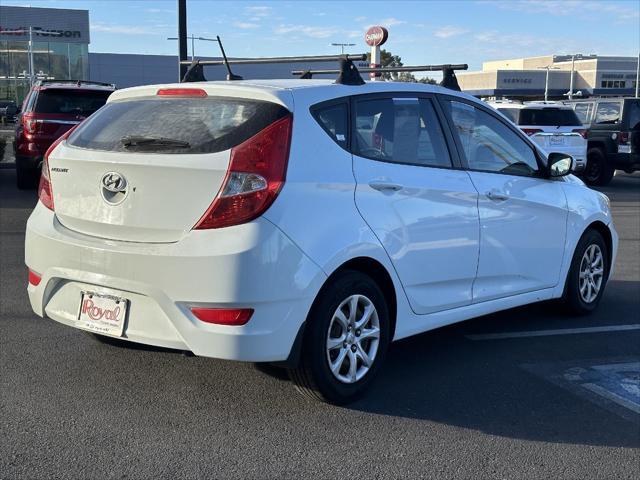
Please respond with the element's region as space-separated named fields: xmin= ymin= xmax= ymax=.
xmin=0 ymin=25 xmax=81 ymax=38
xmin=364 ymin=26 xmax=388 ymax=47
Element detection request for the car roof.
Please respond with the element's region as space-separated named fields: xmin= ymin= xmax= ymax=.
xmin=109 ymin=79 xmax=480 ymax=111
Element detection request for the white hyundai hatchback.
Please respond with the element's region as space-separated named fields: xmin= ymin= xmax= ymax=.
xmin=26 ymin=79 xmax=617 ymax=404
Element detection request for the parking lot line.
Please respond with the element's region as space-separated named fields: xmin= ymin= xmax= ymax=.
xmin=465 ymin=324 xmax=640 ymax=341
xmin=582 ymin=383 xmax=640 ymax=415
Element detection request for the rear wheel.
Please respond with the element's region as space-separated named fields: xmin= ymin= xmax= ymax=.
xmin=584 ymin=148 xmax=615 ymax=186
xmin=563 ymin=229 xmax=609 ymax=315
xmin=288 ymin=271 xmax=390 ymax=404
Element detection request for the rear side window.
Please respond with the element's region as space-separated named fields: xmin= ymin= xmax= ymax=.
xmin=312 ymin=103 xmax=348 ymax=148
xmin=496 ymin=108 xmax=519 ymax=123
xmin=68 ymin=97 xmax=289 ymax=154
xmin=354 ymin=97 xmax=451 ymax=168
xmin=34 ymin=89 xmax=112 ymax=116
xmin=572 ymin=103 xmax=594 ymax=124
xmin=518 ymin=108 xmax=581 ymax=126
xmin=594 ymin=102 xmax=622 ymax=124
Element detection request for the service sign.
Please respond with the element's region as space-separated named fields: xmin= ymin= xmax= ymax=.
xmin=364 ymin=26 xmax=388 ymax=47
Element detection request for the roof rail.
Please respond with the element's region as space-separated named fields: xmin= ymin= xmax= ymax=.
xmin=293 ymin=60 xmax=468 ymax=90
xmin=34 ymin=79 xmax=116 ymax=88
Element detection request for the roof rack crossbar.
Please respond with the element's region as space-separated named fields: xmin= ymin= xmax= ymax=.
xmin=292 ymin=63 xmax=468 ymax=91
xmin=179 ymin=54 xmax=367 ymax=66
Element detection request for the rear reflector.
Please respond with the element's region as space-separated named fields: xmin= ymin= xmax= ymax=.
xmin=156 ymin=88 xmax=207 ymax=97
xmin=28 ymin=269 xmax=42 ymax=286
xmin=190 ymin=307 xmax=254 ymax=326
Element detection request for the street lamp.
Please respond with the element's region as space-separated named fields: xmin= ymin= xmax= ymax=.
xmin=1 ymin=27 xmax=62 ymax=85
xmin=538 ymin=66 xmax=560 ymax=102
xmin=554 ymin=53 xmax=597 ymax=100
xmin=167 ymin=35 xmax=218 ymax=61
xmin=330 ymin=42 xmax=356 ymax=54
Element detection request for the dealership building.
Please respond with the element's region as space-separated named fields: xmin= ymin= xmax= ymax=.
xmin=458 ymin=54 xmax=639 ymax=100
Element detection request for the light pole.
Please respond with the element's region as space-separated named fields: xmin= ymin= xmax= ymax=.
xmin=538 ymin=66 xmax=560 ymax=102
xmin=168 ymin=35 xmax=218 ymax=61
xmin=1 ymin=27 xmax=62 ymax=85
xmin=636 ymin=51 xmax=639 ymax=98
xmin=330 ymin=42 xmax=356 ymax=55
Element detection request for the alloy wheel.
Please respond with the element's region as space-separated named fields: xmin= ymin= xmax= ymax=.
xmin=579 ymin=244 xmax=604 ymax=303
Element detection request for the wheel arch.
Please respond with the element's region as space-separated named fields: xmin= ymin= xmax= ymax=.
xmin=586 ymin=220 xmax=614 ymax=270
xmin=324 ymin=257 xmax=398 ymax=340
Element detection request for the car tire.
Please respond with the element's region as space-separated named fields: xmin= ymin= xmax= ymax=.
xmin=288 ymin=270 xmax=390 ymax=405
xmin=562 ymin=229 xmax=609 ymax=315
xmin=584 ymin=148 xmax=615 ymax=186
xmin=16 ymin=162 xmax=39 ymax=190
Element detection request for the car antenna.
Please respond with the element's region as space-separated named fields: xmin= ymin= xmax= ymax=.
xmin=216 ymin=35 xmax=243 ymax=81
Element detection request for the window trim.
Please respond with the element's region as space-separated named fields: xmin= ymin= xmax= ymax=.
xmin=309 ymin=97 xmax=351 ymax=152
xmin=436 ymin=94 xmax=547 ymax=179
xmin=348 ymin=91 xmax=462 ymax=170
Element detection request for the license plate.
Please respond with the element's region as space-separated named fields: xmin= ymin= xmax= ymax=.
xmin=77 ymin=292 xmax=128 ymax=337
xmin=618 ymin=145 xmax=631 ymax=154
xmin=550 ymin=135 xmax=565 ymax=146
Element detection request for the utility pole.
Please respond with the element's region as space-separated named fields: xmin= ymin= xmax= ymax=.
xmin=568 ymin=54 xmax=575 ymax=100
xmin=177 ymin=0 xmax=188 ymax=81
xmin=538 ymin=65 xmax=559 ymax=102
xmin=636 ymin=51 xmax=639 ymax=98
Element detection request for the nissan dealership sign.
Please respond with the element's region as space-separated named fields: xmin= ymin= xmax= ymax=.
xmin=0 ymin=5 xmax=90 ymax=43
xmin=364 ymin=26 xmax=388 ymax=47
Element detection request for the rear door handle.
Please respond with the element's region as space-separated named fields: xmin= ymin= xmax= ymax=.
xmin=485 ymin=190 xmax=509 ymax=201
xmin=369 ymin=181 xmax=403 ymax=192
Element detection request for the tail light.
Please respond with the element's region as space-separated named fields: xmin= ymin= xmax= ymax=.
xmin=190 ymin=307 xmax=254 ymax=326
xmin=22 ymin=113 xmax=37 ymax=134
xmin=522 ymin=128 xmax=543 ymax=136
xmin=194 ymin=114 xmax=293 ymax=229
xmin=618 ymin=131 xmax=630 ymax=145
xmin=28 ymin=269 xmax=42 ymax=286
xmin=38 ymin=125 xmax=79 ymax=211
xmin=572 ymin=128 xmax=587 ymax=139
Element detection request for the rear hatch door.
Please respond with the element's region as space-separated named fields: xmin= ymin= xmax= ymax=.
xmin=50 ymin=90 xmax=290 ymax=243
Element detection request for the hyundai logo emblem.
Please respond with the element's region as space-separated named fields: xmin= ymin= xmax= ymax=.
xmin=101 ymin=172 xmax=127 ymax=193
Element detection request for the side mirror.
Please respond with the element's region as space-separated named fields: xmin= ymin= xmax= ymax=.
xmin=548 ymin=152 xmax=573 ymax=177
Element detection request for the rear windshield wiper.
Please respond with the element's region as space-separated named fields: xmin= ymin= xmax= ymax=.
xmin=121 ymin=135 xmax=191 ymax=149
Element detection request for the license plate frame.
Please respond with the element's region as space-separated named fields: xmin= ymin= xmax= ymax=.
xmin=77 ymin=291 xmax=128 ymax=337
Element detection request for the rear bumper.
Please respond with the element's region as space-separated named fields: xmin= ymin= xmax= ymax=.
xmin=609 ymin=152 xmax=640 ymax=171
xmin=25 ymin=203 xmax=326 ymax=362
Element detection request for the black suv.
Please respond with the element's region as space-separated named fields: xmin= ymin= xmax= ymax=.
xmin=565 ymin=97 xmax=640 ymax=185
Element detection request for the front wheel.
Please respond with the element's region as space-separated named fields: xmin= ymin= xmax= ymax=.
xmin=288 ymin=271 xmax=391 ymax=404
xmin=563 ymin=229 xmax=609 ymax=315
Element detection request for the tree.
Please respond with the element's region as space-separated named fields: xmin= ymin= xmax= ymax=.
xmin=366 ymin=49 xmax=437 ymax=84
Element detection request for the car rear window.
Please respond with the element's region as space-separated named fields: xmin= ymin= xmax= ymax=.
xmin=67 ymin=96 xmax=289 ymax=154
xmin=517 ymin=108 xmax=582 ymax=127
xmin=34 ymin=89 xmax=112 ymax=116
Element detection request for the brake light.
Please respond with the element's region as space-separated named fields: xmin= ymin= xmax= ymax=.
xmin=572 ymin=128 xmax=587 ymax=139
xmin=157 ymin=88 xmax=207 ymax=97
xmin=22 ymin=113 xmax=37 ymax=134
xmin=28 ymin=269 xmax=42 ymax=286
xmin=190 ymin=307 xmax=254 ymax=326
xmin=194 ymin=114 xmax=293 ymax=229
xmin=618 ymin=131 xmax=630 ymax=145
xmin=38 ymin=125 xmax=79 ymax=211
xmin=522 ymin=128 xmax=543 ymax=136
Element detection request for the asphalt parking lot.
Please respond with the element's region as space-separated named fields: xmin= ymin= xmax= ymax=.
xmin=1 ymin=168 xmax=638 ymax=479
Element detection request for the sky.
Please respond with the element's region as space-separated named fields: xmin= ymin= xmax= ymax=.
xmin=3 ymin=0 xmax=639 ymax=74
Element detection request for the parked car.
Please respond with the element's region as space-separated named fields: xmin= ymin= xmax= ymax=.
xmin=25 ymin=80 xmax=617 ymax=404
xmin=0 ymin=100 xmax=19 ymax=123
xmin=564 ymin=97 xmax=640 ymax=185
xmin=14 ymin=80 xmax=115 ymax=189
xmin=488 ymin=101 xmax=587 ymax=174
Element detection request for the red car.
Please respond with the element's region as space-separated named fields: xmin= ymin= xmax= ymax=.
xmin=14 ymin=80 xmax=115 ymax=189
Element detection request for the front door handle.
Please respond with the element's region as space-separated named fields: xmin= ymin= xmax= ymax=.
xmin=369 ymin=181 xmax=403 ymax=192
xmin=485 ymin=190 xmax=509 ymax=201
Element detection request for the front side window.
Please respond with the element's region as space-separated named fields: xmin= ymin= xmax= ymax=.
xmin=312 ymin=102 xmax=348 ymax=148
xmin=594 ymin=102 xmax=622 ymax=124
xmin=445 ymin=100 xmax=539 ymax=177
xmin=354 ymin=97 xmax=451 ymax=168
